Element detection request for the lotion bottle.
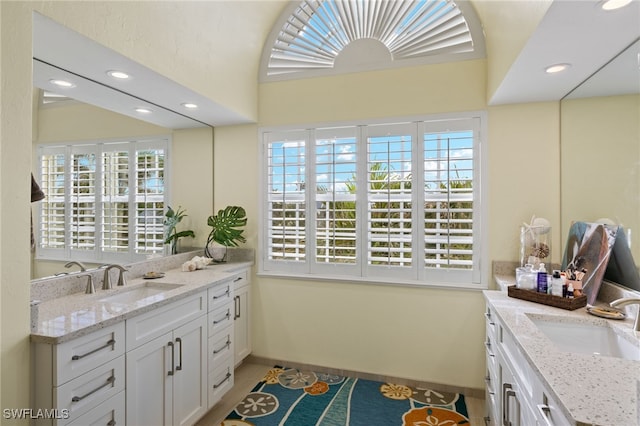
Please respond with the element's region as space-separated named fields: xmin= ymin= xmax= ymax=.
xmin=537 ymin=263 xmax=548 ymax=293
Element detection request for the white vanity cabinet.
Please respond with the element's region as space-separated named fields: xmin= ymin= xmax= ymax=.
xmin=126 ymin=291 xmax=208 ymax=426
xmin=32 ymin=322 xmax=126 ymax=425
xmin=232 ymin=268 xmax=251 ymax=365
xmin=485 ymin=299 xmax=572 ymax=426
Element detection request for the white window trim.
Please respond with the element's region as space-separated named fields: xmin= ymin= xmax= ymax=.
xmin=34 ymin=136 xmax=171 ymax=264
xmin=258 ymin=112 xmax=488 ymax=290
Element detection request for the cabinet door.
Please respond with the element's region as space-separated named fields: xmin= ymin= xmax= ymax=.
xmin=234 ymin=284 xmax=251 ymax=365
xmin=173 ymin=315 xmax=208 ymax=426
xmin=126 ymin=332 xmax=173 ymax=426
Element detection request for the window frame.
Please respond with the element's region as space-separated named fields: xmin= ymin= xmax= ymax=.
xmin=34 ymin=136 xmax=171 ymax=264
xmin=259 ymin=112 xmax=487 ymax=289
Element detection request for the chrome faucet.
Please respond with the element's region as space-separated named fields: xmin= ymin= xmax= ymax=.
xmin=102 ymin=265 xmax=128 ymax=290
xmin=64 ymin=261 xmax=87 ymax=272
xmin=82 ymin=273 xmax=95 ymax=294
xmin=610 ymin=297 xmax=640 ymax=332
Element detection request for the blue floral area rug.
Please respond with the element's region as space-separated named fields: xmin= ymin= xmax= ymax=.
xmin=221 ymin=367 xmax=469 ymax=426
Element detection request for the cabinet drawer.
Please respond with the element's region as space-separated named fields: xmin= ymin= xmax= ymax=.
xmin=54 ymin=355 xmax=125 ymax=424
xmin=54 ymin=322 xmax=125 ymax=385
xmin=534 ymin=383 xmax=573 ymax=426
xmin=485 ymin=305 xmax=497 ymax=336
xmin=66 ymin=391 xmax=124 ymax=426
xmin=208 ymin=358 xmax=234 ymax=409
xmin=208 ymin=325 xmax=234 ymax=371
xmin=126 ymin=291 xmax=206 ymax=349
xmin=208 ymin=304 xmax=233 ymax=337
xmin=208 ymin=280 xmax=233 ymax=312
xmin=232 ymin=269 xmax=249 ymax=289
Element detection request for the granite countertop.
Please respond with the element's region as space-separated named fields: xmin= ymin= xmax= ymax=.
xmin=484 ymin=289 xmax=639 ymax=426
xmin=31 ymin=261 xmax=252 ymax=344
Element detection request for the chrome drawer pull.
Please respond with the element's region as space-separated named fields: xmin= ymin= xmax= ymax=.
xmin=213 ymin=372 xmax=231 ymax=389
xmin=536 ymin=404 xmax=553 ymax=426
xmin=234 ymin=295 xmax=241 ymax=319
xmin=212 ymin=288 xmax=230 ymax=300
xmin=71 ymin=339 xmax=116 ymax=360
xmin=176 ymin=337 xmax=183 ymax=371
xmin=213 ymin=311 xmax=230 ymax=325
xmin=168 ymin=341 xmax=175 ymax=376
xmin=233 ymin=277 xmax=242 ymax=282
xmin=107 ymin=421 xmax=116 ymax=426
xmin=71 ymin=376 xmax=115 ymax=402
xmin=484 ymin=312 xmax=495 ymax=325
xmin=213 ymin=338 xmax=231 ymax=354
xmin=484 ymin=341 xmax=495 ymax=357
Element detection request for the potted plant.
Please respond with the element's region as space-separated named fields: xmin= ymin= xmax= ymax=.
xmin=205 ymin=205 xmax=247 ymax=262
xmin=164 ymin=205 xmax=195 ymax=254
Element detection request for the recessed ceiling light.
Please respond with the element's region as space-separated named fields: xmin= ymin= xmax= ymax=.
xmin=49 ymin=79 xmax=75 ymax=88
xmin=135 ymin=108 xmax=152 ymax=114
xmin=107 ymin=70 xmax=130 ymax=79
xmin=601 ymin=0 xmax=632 ymax=10
xmin=545 ymin=63 xmax=571 ymax=74
xmin=181 ymin=103 xmax=198 ymax=109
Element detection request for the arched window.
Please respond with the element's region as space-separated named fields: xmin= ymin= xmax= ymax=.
xmin=260 ymin=0 xmax=485 ymax=81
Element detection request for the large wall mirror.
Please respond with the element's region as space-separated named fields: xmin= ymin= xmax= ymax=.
xmin=560 ymin=38 xmax=640 ymax=287
xmin=30 ymin=13 xmax=228 ymax=280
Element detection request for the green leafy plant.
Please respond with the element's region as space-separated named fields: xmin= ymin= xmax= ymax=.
xmin=205 ymin=205 xmax=247 ymax=259
xmin=164 ymin=206 xmax=195 ymax=254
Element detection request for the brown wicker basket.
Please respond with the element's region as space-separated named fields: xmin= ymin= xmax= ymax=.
xmin=507 ymin=286 xmax=587 ymax=310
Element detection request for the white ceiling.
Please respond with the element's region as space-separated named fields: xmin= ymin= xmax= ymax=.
xmin=490 ymin=0 xmax=640 ymax=104
xmin=32 ymin=1 xmax=640 ymax=129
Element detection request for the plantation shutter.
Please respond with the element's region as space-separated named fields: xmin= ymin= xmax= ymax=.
xmin=69 ymin=145 xmax=97 ymax=257
xmin=39 ymin=147 xmax=66 ymax=256
xmin=311 ymin=127 xmax=359 ymax=275
xmin=134 ymin=142 xmax=166 ymax=255
xmin=422 ymin=118 xmax=480 ymax=283
xmin=363 ymin=123 xmax=417 ymax=280
xmin=101 ymin=143 xmax=130 ymax=253
xmin=263 ymin=130 xmax=308 ymax=273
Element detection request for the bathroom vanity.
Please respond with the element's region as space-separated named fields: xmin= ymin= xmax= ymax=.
xmin=483 ymin=287 xmax=639 ymax=426
xmin=30 ymin=256 xmax=252 ymax=426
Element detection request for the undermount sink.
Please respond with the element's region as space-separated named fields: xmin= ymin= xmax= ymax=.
xmin=98 ymin=282 xmax=183 ymax=305
xmin=528 ymin=315 xmax=640 ymax=361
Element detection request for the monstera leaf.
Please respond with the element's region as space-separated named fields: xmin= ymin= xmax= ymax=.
xmin=206 ymin=205 xmax=247 ymax=247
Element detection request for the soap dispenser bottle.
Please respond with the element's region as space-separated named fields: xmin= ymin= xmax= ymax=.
xmin=550 ymin=270 xmax=563 ymax=296
xmin=537 ymin=263 xmax=548 ymax=293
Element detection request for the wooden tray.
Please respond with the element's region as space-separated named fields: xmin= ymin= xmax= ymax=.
xmin=507 ymin=286 xmax=587 ymax=310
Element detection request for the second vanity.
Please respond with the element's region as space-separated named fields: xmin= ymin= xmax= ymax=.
xmin=30 ymin=254 xmax=252 ymax=426
xmin=484 ymin=288 xmax=639 ymax=426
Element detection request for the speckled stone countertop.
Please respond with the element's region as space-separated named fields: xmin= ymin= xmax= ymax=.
xmin=484 ymin=290 xmax=639 ymax=426
xmin=31 ymin=260 xmax=252 ymax=344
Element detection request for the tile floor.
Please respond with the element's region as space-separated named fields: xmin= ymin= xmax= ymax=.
xmin=195 ymin=362 xmax=486 ymax=425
